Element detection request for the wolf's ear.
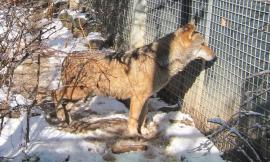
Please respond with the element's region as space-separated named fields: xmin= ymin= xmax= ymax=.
xmin=182 ymin=23 xmax=195 ymax=39
xmin=189 ymin=19 xmax=195 ymax=26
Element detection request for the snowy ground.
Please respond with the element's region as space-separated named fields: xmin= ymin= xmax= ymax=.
xmin=42 ymin=19 xmax=105 ymax=54
xmin=0 ymin=8 xmax=225 ymax=162
xmin=0 ymin=94 xmax=225 ymax=162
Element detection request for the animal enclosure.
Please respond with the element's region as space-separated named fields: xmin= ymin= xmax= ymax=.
xmin=87 ymin=0 xmax=269 ymax=161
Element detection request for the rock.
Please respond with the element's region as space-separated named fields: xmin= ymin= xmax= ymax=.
xmin=88 ymin=39 xmax=104 ymax=49
xmin=59 ymin=12 xmax=73 ymax=29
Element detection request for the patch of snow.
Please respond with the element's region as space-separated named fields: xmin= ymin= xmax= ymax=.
xmin=166 ymin=125 xmax=224 ymax=162
xmin=79 ymin=113 xmax=128 ymax=123
xmin=87 ymin=32 xmax=105 ymax=41
xmin=0 ymin=87 xmax=32 ymax=108
xmin=149 ymin=112 xmax=225 ymax=162
xmin=87 ymin=96 xmax=128 ymax=115
xmin=147 ymin=97 xmax=169 ymax=111
xmin=0 ymin=114 xmax=27 ymax=156
xmin=114 ymin=151 xmax=165 ymax=162
xmin=53 ymin=0 xmax=68 ymax=3
xmin=153 ymin=111 xmax=193 ymax=126
xmin=60 ymin=9 xmax=87 ymax=20
xmin=9 ymin=94 xmax=32 ymax=108
xmin=42 ymin=20 xmax=105 ymax=53
xmin=0 ymin=88 xmax=8 ymax=101
xmin=0 ymin=67 xmax=7 ymax=75
xmin=42 ymin=20 xmax=78 ymax=53
xmin=0 ymin=113 xmax=103 ymax=162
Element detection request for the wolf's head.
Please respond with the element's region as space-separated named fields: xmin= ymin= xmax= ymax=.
xmin=175 ymin=23 xmax=215 ymax=61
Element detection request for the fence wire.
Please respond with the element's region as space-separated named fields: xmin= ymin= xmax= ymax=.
xmin=143 ymin=0 xmax=269 ymax=161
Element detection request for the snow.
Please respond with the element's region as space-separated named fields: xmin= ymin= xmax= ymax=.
xmin=42 ymin=19 xmax=106 ymax=53
xmin=114 ymin=151 xmax=164 ymax=162
xmin=147 ymin=97 xmax=169 ymax=111
xmin=60 ymin=9 xmax=87 ymax=20
xmin=166 ymin=125 xmax=223 ymax=162
xmin=0 ymin=94 xmax=225 ymax=162
xmin=87 ymin=32 xmax=105 ymax=41
xmin=86 ymin=96 xmax=128 ymax=114
xmin=0 ymin=87 xmax=32 ymax=108
xmin=53 ymin=0 xmax=68 ymax=3
xmin=0 ymin=114 xmax=103 ymax=162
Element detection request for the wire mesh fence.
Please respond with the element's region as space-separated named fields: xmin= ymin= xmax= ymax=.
xmin=143 ymin=0 xmax=269 ymax=161
xmin=86 ymin=0 xmax=269 ymax=161
xmin=83 ymin=0 xmax=134 ymax=51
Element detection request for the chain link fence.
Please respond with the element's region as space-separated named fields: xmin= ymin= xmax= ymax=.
xmin=82 ymin=0 xmax=134 ymax=50
xmin=143 ymin=0 xmax=269 ymax=161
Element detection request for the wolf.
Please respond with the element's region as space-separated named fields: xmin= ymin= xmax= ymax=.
xmin=52 ymin=22 xmax=215 ymax=136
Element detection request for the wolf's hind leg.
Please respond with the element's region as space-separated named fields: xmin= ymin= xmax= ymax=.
xmin=128 ymin=96 xmax=148 ymax=136
xmin=138 ymin=100 xmax=149 ymax=134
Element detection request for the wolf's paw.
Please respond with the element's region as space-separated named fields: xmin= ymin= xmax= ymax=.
xmin=125 ymin=127 xmax=141 ymax=138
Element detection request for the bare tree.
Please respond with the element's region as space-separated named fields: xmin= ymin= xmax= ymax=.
xmin=0 ymin=1 xmax=55 ymax=140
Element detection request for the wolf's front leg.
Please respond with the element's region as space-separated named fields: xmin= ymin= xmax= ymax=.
xmin=128 ymin=96 xmax=148 ymax=136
